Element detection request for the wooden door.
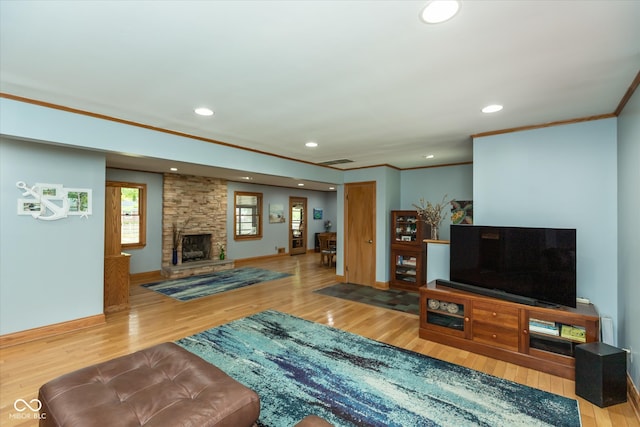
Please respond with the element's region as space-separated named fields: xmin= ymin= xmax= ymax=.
xmin=289 ymin=197 xmax=307 ymax=255
xmin=345 ymin=181 xmax=376 ymax=286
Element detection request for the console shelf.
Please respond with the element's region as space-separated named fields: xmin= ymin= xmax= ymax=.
xmin=419 ymin=281 xmax=600 ymax=379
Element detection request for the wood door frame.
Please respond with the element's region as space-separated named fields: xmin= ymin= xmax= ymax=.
xmin=344 ymin=181 xmax=376 ymax=287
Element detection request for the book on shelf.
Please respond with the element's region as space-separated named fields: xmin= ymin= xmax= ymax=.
xmin=529 ymin=324 xmax=560 ymax=336
xmin=529 ymin=318 xmax=556 ymax=327
xmin=560 ymin=325 xmax=586 ymax=342
xmin=528 ymin=318 xmax=560 ymax=336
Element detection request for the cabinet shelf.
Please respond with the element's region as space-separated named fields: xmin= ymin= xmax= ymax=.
xmin=427 ymin=312 xmax=465 ymax=331
xmin=529 ymin=334 xmax=577 ymax=357
xmin=426 ymin=307 xmax=464 ymax=319
xmin=426 ymin=298 xmax=464 ymax=318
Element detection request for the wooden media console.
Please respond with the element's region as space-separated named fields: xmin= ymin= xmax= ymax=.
xmin=419 ymin=281 xmax=600 ymax=379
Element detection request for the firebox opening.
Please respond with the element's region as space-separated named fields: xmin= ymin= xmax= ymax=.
xmin=182 ymin=234 xmax=212 ymax=263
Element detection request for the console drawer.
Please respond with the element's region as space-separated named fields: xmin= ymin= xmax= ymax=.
xmin=472 ymin=321 xmax=519 ymax=350
xmin=472 ymin=301 xmax=519 ymax=327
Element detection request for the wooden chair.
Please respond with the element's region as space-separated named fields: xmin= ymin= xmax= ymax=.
xmin=318 ymin=233 xmax=337 ymax=267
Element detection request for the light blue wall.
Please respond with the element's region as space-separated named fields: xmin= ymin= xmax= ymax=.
xmin=227 ymin=181 xmax=337 ymax=259
xmin=401 ymin=164 xmax=473 ymax=241
xmin=617 ymin=88 xmax=640 ymax=388
xmin=426 ymin=242 xmax=450 ymax=283
xmin=0 ymin=138 xmax=105 ymax=335
xmin=323 ymin=189 xmax=338 ymax=234
xmin=473 ymin=119 xmax=618 ymax=333
xmin=105 ymin=168 xmax=164 ymax=274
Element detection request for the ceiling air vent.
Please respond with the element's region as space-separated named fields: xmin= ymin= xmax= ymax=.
xmin=317 ymin=159 xmax=354 ymax=166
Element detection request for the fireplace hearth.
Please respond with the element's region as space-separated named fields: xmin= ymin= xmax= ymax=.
xmin=182 ymin=234 xmax=212 ymax=263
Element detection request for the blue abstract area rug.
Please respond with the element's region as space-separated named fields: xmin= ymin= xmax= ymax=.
xmin=142 ymin=268 xmax=291 ymax=301
xmin=176 ymin=310 xmax=581 ymax=427
xmin=314 ymin=283 xmax=419 ymax=315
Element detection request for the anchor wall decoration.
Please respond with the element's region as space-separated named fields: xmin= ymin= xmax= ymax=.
xmin=16 ymin=181 xmax=93 ymax=221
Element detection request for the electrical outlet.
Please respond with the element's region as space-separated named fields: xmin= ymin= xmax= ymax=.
xmin=275 ymin=245 xmax=278 ymax=252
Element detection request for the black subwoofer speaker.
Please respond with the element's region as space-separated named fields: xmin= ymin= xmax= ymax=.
xmin=575 ymin=342 xmax=627 ymax=407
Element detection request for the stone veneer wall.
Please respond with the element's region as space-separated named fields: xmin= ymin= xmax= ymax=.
xmin=162 ymin=173 xmax=227 ymax=267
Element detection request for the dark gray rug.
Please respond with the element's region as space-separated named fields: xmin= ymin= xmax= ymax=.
xmin=314 ymin=283 xmax=419 ymax=315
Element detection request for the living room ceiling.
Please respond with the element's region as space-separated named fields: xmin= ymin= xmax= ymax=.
xmin=1 ymin=1 xmax=639 ymax=190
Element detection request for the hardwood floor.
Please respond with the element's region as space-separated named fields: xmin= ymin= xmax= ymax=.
xmin=1 ymin=253 xmax=638 ymax=426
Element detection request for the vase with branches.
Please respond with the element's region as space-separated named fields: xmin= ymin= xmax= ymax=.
xmin=413 ymin=194 xmax=454 ymax=240
xmin=172 ymin=223 xmax=182 ymax=250
xmin=171 ymin=218 xmax=191 ymax=265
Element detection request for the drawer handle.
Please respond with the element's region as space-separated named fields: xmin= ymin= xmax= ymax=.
xmin=492 ymin=334 xmax=497 ymax=339
xmin=464 ymin=317 xmax=470 ymax=323
xmin=523 ymin=330 xmax=528 ymax=335
xmin=492 ymin=312 xmax=497 ymax=317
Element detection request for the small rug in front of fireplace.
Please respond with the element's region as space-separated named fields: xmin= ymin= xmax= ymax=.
xmin=142 ymin=267 xmax=292 ymax=301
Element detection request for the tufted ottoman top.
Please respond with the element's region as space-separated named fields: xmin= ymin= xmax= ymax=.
xmin=38 ymin=342 xmax=260 ymax=427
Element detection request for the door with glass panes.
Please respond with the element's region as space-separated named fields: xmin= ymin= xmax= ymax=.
xmin=289 ymin=197 xmax=307 ymax=255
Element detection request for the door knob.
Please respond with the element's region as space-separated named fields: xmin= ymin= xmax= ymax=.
xmin=368 ymin=240 xmax=373 ymax=243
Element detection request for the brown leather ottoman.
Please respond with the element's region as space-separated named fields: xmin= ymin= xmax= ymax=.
xmin=295 ymin=415 xmax=334 ymax=426
xmin=38 ymin=342 xmax=260 ymax=427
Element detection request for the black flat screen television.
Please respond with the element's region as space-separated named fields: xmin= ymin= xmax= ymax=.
xmin=446 ymin=225 xmax=577 ymax=308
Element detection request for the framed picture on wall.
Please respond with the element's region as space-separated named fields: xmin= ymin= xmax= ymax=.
xmin=35 ymin=183 xmax=64 ymax=200
xmin=451 ymin=200 xmax=473 ymax=224
xmin=17 ymin=199 xmax=42 ymax=215
xmin=269 ymin=203 xmax=285 ymax=223
xmin=66 ymin=189 xmax=93 ymax=215
xmin=313 ymin=208 xmax=323 ymax=220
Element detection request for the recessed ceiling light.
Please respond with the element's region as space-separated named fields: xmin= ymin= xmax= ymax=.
xmin=329 ymin=186 xmax=335 ymax=190
xmin=305 ymin=141 xmax=318 ymax=148
xmin=170 ymin=167 xmax=178 ymax=171
xmin=424 ymin=154 xmax=435 ymax=159
xmin=194 ymin=107 xmax=214 ymax=116
xmin=298 ymin=183 xmax=305 ymax=187
xmin=420 ymin=0 xmax=461 ymax=24
xmin=241 ymin=176 xmax=253 ymax=180
xmin=482 ymin=104 xmax=503 ymax=113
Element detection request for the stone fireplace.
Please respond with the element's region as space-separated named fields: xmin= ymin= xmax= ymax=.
xmin=182 ymin=234 xmax=211 ymax=263
xmin=161 ymin=173 xmax=233 ymax=278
